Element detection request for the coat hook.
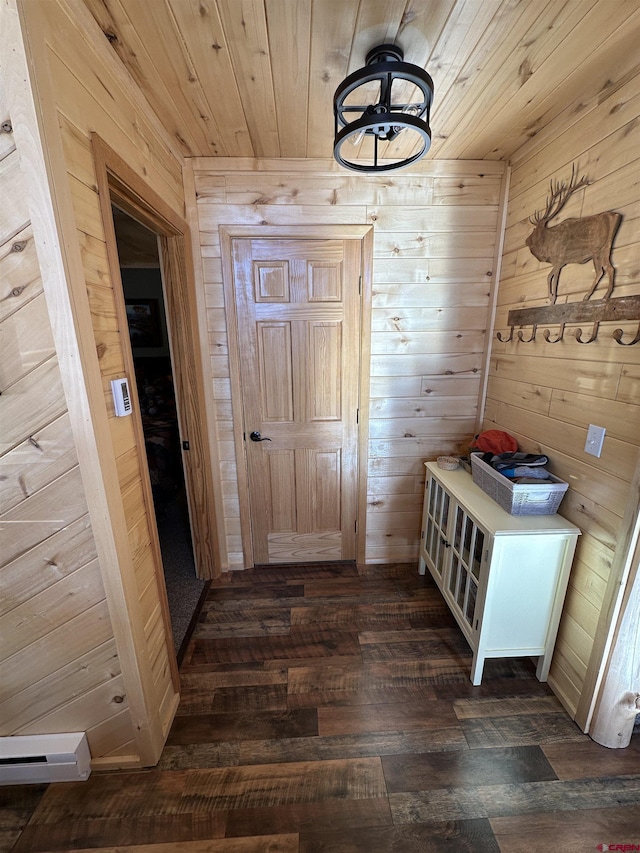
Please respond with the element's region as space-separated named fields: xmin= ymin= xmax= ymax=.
xmin=517 ymin=324 xmax=537 ymax=343
xmin=543 ymin=323 xmax=566 ymax=343
xmin=497 ymin=326 xmax=514 ymax=342
xmin=612 ymin=324 xmax=640 ymax=346
xmin=575 ymin=322 xmax=600 ymax=344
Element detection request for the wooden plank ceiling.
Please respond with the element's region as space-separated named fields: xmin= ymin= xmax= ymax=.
xmin=79 ymin=0 xmax=625 ymax=162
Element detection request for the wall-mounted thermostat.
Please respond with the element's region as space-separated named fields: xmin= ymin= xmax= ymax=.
xmin=111 ymin=377 xmax=132 ymax=417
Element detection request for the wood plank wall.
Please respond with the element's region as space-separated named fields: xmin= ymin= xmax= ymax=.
xmin=188 ymin=159 xmax=508 ymax=567
xmin=0 ymin=0 xmax=186 ymax=765
xmin=485 ymin=63 xmax=640 ymax=718
xmin=34 ymin=0 xmax=185 ymax=757
xmin=0 ymin=48 xmax=133 ymax=758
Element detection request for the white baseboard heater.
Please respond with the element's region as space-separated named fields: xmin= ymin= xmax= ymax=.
xmin=0 ymin=733 xmax=91 ymax=785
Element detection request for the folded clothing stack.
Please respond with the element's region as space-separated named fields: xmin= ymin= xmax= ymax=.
xmin=477 ymin=452 xmax=553 ymax=484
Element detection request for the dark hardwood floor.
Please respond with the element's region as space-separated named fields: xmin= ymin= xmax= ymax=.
xmin=3 ymin=562 xmax=639 ymax=852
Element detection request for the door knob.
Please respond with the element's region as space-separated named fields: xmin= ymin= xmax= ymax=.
xmin=249 ymin=431 xmax=271 ymax=442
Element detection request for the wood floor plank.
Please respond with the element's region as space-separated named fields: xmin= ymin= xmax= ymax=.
xmin=224 ymin=797 xmax=393 ymax=837
xmin=478 ymin=776 xmax=640 ymax=816
xmin=382 ymin=746 xmax=557 ymax=793
xmin=202 ymin=583 xmax=305 ymax=602
xmin=11 ymin=562 xmax=639 ymax=852
xmin=25 ymin=772 xmax=189 ymax=822
xmin=453 ymin=695 xmax=565 ymax=720
xmin=179 ymin=669 xmax=288 ymax=690
xmin=461 ymin=712 xmax=588 ymax=748
xmin=317 ymin=699 xmax=459 ymax=737
xmin=181 ymin=757 xmax=386 ymax=809
xmin=389 ymin=788 xmax=489 ymax=824
xmin=236 ymin=729 xmax=467 ymax=765
xmin=12 ymin=813 xmax=227 ymax=852
xmin=298 ymin=819 xmax=501 ymax=852
xmin=0 ymin=784 xmax=47 ymax=853
xmin=32 ymin=837 xmax=300 ymax=853
xmin=360 ymin=634 xmax=472 ymax=663
xmin=287 ymin=659 xmax=470 ymax=697
xmin=300 ymin=578 xmax=402 ymax=597
xmin=290 ymin=600 xmax=451 ymax=630
xmin=188 ymin=630 xmax=360 ymax=665
xmin=167 ymin=709 xmax=318 ymax=745
xmin=176 ymin=684 xmax=289 ymax=716
xmin=157 ymin=743 xmax=241 ymax=771
xmin=542 ymin=738 xmax=640 ymax=780
xmin=287 ymin=684 xmax=438 ymax=709
xmin=491 ymin=805 xmax=640 ymax=853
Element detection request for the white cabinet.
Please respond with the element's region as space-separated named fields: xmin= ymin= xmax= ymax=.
xmin=419 ymin=462 xmax=580 ymax=685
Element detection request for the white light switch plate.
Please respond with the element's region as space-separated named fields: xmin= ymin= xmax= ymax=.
xmin=585 ymin=424 xmax=606 ymax=457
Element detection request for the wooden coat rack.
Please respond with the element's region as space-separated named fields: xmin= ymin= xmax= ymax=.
xmin=497 ymin=166 xmax=639 ymax=345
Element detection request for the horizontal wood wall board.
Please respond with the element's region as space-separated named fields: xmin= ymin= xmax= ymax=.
xmin=13 ymin=672 xmax=128 ymax=741
xmin=0 ymin=412 xmax=78 ymax=514
xmin=618 ymin=364 xmax=640 ymax=404
xmin=87 ymin=712 xmax=138 ymax=766
xmin=490 ymin=354 xmax=622 ymax=399
xmin=0 ymin=638 xmax=121 ymax=732
xmin=0 ymin=225 xmax=42 ymax=323
xmin=0 ymin=465 xmax=90 ymax=565
xmin=371 ymin=282 xmax=491 ymax=309
xmin=0 ymin=512 xmax=96 ymax=617
xmin=482 ymin=394 xmax=636 ymax=482
xmin=0 ymin=557 xmax=105 ymax=663
xmin=485 ymin=49 xmax=640 ymax=722
xmin=191 ymin=161 xmax=506 ymax=566
xmin=0 ymin=598 xmax=113 ymax=699
xmin=0 ymin=149 xmax=29 ymax=244
xmin=370 ymin=396 xmax=479 ymax=420
xmin=548 ymin=390 xmax=640 ymax=446
xmin=368 ymin=437 xmax=469 ymax=460
xmin=0 ymin=290 xmax=56 ymax=388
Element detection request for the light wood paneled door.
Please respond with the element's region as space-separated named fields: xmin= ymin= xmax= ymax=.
xmin=230 ymin=237 xmax=362 ymax=564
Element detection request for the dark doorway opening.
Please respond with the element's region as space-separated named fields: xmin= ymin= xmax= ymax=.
xmin=112 ymin=206 xmax=205 ymax=658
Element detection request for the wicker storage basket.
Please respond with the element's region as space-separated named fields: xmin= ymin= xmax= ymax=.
xmin=470 ymin=454 xmax=568 ymax=516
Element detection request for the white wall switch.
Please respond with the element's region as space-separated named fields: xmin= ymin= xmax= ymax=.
xmin=111 ymin=377 xmax=133 ymax=417
xmin=585 ymin=424 xmax=606 ymax=457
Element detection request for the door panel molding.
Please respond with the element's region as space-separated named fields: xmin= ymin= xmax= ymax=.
xmin=221 ymin=225 xmax=373 ymax=568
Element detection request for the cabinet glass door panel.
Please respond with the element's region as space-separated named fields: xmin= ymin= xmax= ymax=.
xmin=472 ymin=529 xmax=484 ymax=579
xmin=465 ymin=577 xmax=477 ymax=626
xmin=425 ymin=479 xmax=449 ymax=577
xmin=457 ymin=566 xmax=468 ymax=610
xmin=449 ymin=554 xmax=459 ymax=598
xmin=453 ymin=506 xmax=464 ymax=551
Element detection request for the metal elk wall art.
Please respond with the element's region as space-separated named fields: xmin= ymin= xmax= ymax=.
xmin=497 ymin=165 xmax=640 ymax=346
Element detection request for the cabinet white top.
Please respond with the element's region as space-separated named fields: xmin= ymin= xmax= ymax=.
xmin=425 ymin=462 xmax=581 ymax=537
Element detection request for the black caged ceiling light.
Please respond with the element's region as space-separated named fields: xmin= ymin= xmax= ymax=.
xmin=333 ymin=43 xmax=434 ymax=173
